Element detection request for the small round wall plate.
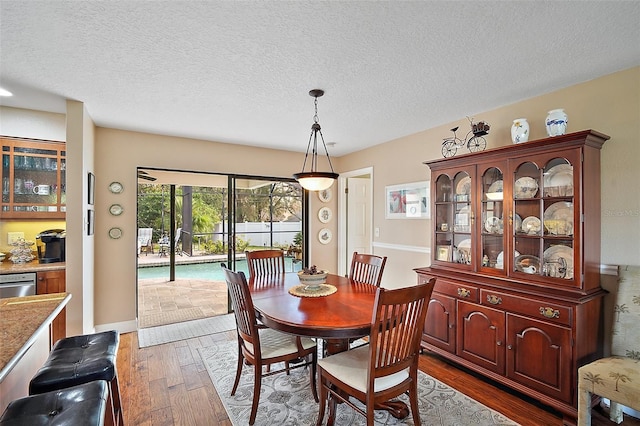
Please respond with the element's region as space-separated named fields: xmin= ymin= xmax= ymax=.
xmin=318 ymin=188 xmax=332 ymax=202
xmin=109 ymin=204 xmax=124 ymax=216
xmin=108 ymin=181 xmax=124 ymax=194
xmin=108 ymin=227 xmax=123 ymax=239
xmin=318 ymin=207 xmax=332 ymax=223
xmin=318 ymin=228 xmax=332 ymax=244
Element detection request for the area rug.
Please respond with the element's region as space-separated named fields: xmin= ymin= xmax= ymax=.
xmin=138 ymin=314 xmax=236 ymax=348
xmin=199 ymin=340 xmax=520 ymax=425
xmin=138 ymin=306 xmax=205 ymax=328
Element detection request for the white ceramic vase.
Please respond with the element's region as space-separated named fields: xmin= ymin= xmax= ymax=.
xmin=545 ymin=109 xmax=568 ymax=136
xmin=511 ymin=118 xmax=530 ymax=144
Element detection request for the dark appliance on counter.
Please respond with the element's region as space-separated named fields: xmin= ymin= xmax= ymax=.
xmin=36 ymin=229 xmax=66 ymax=263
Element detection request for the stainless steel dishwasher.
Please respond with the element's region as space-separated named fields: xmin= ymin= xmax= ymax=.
xmin=0 ymin=272 xmax=37 ymax=298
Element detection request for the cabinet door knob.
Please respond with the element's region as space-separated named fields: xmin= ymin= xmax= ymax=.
xmin=497 ymin=340 xmax=502 ymax=346
xmin=507 ymin=345 xmax=513 ymax=350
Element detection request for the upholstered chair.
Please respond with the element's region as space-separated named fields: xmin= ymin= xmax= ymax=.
xmin=578 ymin=265 xmax=640 ymax=425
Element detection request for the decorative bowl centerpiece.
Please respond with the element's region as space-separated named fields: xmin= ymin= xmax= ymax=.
xmin=297 ymin=265 xmax=328 ymax=291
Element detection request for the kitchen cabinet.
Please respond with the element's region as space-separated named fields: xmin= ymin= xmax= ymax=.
xmin=1 ymin=137 xmax=66 ymax=219
xmin=36 ymin=269 xmax=66 ymax=346
xmin=415 ymin=130 xmax=609 ymax=425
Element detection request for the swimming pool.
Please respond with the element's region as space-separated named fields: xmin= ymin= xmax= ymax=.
xmin=137 ymin=258 xmax=301 ymax=280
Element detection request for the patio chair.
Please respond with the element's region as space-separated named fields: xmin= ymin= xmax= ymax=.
xmin=137 ymin=228 xmax=153 ymax=256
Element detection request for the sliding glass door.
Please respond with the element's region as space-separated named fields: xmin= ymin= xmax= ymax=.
xmin=136 ymin=169 xmax=305 ymax=324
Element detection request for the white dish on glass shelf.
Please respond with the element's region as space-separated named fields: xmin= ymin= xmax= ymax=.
xmin=514 ymin=177 xmax=539 ymax=199
xmin=522 ymin=216 xmax=541 ymax=235
xmin=495 ymin=250 xmax=520 ymax=269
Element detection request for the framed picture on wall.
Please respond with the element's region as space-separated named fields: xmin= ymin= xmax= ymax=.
xmin=385 ymin=181 xmax=430 ymax=219
xmin=88 ymin=172 xmax=95 ymax=205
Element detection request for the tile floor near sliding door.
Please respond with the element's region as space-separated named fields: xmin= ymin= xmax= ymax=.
xmin=137 ymin=254 xmax=230 ymax=329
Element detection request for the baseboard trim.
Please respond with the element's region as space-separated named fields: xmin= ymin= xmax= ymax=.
xmin=372 ymin=242 xmax=430 ymax=254
xmin=95 ymin=319 xmax=138 ymax=334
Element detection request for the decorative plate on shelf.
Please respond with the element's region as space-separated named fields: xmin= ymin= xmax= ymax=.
xmin=318 ymin=228 xmax=332 ymax=244
xmin=543 ymin=245 xmax=574 ymax=279
xmin=318 ymin=207 xmax=332 ymax=223
xmin=318 ymin=188 xmax=332 ymax=202
xmin=454 ymin=239 xmax=471 ymax=265
xmin=108 ymin=181 xmax=124 ymax=194
xmin=544 ymin=164 xmax=573 ymax=188
xmin=514 ymin=177 xmax=539 ymax=199
xmin=522 ymin=216 xmax=541 ymax=235
xmin=544 ymin=202 xmax=574 ymax=235
xmin=495 ymin=250 xmax=520 ymax=269
xmin=456 ymin=176 xmax=471 ymax=195
xmin=485 ymin=180 xmax=503 ymax=201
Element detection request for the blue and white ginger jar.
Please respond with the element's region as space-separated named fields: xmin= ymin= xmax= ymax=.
xmin=545 ymin=109 xmax=568 ymax=137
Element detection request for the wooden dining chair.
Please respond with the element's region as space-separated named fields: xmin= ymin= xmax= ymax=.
xmin=349 ymin=252 xmax=387 ymax=287
xmin=316 ymin=278 xmax=436 ymax=426
xmin=245 ymin=249 xmax=286 ymax=277
xmin=221 ymin=264 xmax=318 ymax=425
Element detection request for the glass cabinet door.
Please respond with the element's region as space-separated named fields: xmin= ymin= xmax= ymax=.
xmin=511 ymin=154 xmax=577 ymax=285
xmin=480 ymin=166 xmax=504 ymax=271
xmin=433 ymin=170 xmax=474 ymax=267
xmin=1 ymin=139 xmax=65 ymax=217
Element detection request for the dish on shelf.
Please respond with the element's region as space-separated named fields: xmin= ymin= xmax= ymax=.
xmin=521 ymin=216 xmax=541 ymax=235
xmin=455 ymin=238 xmax=471 ymax=265
xmin=454 ymin=206 xmax=471 ymax=232
xmin=495 ymin=250 xmax=520 ymax=269
xmin=544 ymin=164 xmax=573 ymax=187
xmin=544 ymin=164 xmax=573 ymax=197
xmin=514 ymin=176 xmax=539 ymax=199
xmin=484 ymin=216 xmax=503 ymax=234
xmin=544 ymin=202 xmax=574 ymax=235
xmin=514 ymin=214 xmax=523 ymax=232
xmin=515 ymin=254 xmax=541 ymax=274
xmin=456 ymin=176 xmax=471 ymax=195
xmin=543 ymin=245 xmax=574 ymax=279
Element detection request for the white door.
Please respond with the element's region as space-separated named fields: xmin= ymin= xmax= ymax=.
xmin=346 ymin=177 xmax=372 ymax=269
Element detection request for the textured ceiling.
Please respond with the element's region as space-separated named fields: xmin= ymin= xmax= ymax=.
xmin=1 ymin=1 xmax=639 ymax=156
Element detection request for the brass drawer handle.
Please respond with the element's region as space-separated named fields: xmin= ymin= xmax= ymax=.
xmin=457 ymin=288 xmax=471 ymax=298
xmin=540 ymin=307 xmax=560 ymax=319
xmin=486 ymin=295 xmax=502 ymax=305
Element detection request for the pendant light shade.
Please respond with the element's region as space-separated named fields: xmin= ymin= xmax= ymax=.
xmin=293 ymin=89 xmax=339 ymax=191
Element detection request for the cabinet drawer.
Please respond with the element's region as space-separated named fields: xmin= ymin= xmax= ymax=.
xmin=480 ymin=289 xmax=571 ymax=326
xmin=435 ymin=279 xmax=479 ymax=303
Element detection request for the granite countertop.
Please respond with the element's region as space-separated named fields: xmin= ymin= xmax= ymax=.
xmin=0 ymin=260 xmax=65 ymax=274
xmin=0 ymin=292 xmax=71 ymax=382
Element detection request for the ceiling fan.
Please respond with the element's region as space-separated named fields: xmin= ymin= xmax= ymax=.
xmin=137 ymin=170 xmax=157 ymax=182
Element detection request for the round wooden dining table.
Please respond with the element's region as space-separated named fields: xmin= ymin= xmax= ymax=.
xmin=248 ymin=272 xmax=377 ymax=354
xmin=248 ymin=271 xmax=410 ymax=419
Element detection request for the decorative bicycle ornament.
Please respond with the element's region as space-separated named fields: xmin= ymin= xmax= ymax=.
xmin=440 ymin=118 xmax=490 ymax=158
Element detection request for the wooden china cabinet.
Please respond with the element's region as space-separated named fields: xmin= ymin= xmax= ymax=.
xmin=415 ymin=130 xmax=609 ymax=425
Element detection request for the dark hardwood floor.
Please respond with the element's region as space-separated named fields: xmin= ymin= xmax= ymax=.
xmin=116 ymin=330 xmax=639 ymax=425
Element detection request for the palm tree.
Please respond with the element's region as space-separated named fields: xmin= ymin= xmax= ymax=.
xmin=582 ymin=371 xmax=604 ymax=393
xmin=609 ymin=371 xmax=631 ymax=392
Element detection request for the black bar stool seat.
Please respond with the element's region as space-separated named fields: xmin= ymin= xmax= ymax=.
xmin=0 ymin=380 xmax=108 ymax=426
xmin=29 ymin=330 xmax=123 ymax=426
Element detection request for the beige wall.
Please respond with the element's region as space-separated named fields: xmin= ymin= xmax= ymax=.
xmin=338 ymin=66 xmax=640 ymax=286
xmin=93 ymin=128 xmax=314 ymax=328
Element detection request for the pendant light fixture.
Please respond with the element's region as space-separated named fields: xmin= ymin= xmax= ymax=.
xmin=293 ymin=89 xmax=339 ymax=191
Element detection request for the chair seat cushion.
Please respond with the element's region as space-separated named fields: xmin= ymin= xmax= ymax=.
xmin=578 ymin=356 xmax=640 ymax=410
xmin=244 ymin=328 xmax=316 ymax=359
xmin=0 ymin=380 xmax=108 ymax=426
xmin=29 ymin=331 xmax=119 ymax=395
xmin=318 ymin=345 xmax=409 ymax=393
